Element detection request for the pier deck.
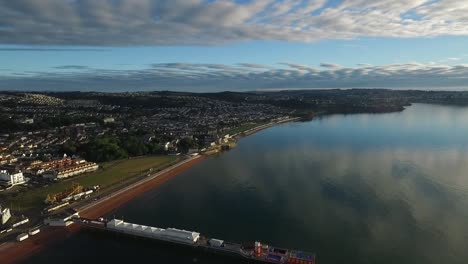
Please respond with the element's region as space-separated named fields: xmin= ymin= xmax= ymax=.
xmin=71 ymin=217 xmax=315 ymax=264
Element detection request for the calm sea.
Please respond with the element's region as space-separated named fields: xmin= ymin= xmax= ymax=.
xmin=28 ymin=104 xmax=468 ymax=264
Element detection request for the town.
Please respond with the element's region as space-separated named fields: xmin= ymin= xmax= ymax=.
xmin=0 ymin=90 xmax=299 ymax=239
xmin=2 ymin=89 xmax=468 ymax=241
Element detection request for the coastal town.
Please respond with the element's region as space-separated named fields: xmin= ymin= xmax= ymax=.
xmin=3 ymin=0 xmax=468 ymax=262
xmin=2 ymin=89 xmax=468 ymax=262
xmin=0 ymin=90 xmax=301 ymax=251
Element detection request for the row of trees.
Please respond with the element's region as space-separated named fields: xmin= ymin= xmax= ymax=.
xmin=61 ymin=135 xmax=199 ymax=162
xmin=61 ymin=136 xmax=165 ymax=162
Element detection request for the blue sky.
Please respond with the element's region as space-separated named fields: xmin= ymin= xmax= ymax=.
xmin=1 ymin=0 xmax=468 ymax=92
xmin=2 ymin=36 xmax=468 ymax=73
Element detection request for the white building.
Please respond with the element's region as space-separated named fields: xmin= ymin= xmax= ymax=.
xmin=20 ymin=118 xmax=34 ymax=124
xmin=42 ymin=162 xmax=98 ymax=180
xmin=0 ymin=170 xmax=25 ymax=186
xmin=103 ymin=117 xmax=115 ymax=124
xmin=164 ymin=142 xmax=171 ymax=151
xmin=0 ymin=205 xmax=11 ymax=225
xmin=107 ymin=219 xmax=200 ymax=244
xmin=187 ymin=148 xmax=199 ymax=155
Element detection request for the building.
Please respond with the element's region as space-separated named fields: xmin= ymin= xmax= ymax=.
xmin=164 ymin=142 xmax=171 ymax=151
xmin=44 ymin=210 xmax=79 ymax=227
xmin=17 ymin=118 xmax=34 ymax=125
xmin=0 ymin=205 xmax=11 ymax=225
xmin=103 ymin=117 xmax=115 ymax=124
xmin=0 ymin=170 xmax=25 ymax=187
xmin=42 ymin=161 xmax=98 ymax=180
xmin=0 ymin=155 xmax=18 ymax=165
xmin=107 ymin=219 xmax=200 ymax=245
xmin=28 ymin=158 xmax=99 ymax=180
xmin=187 ymin=148 xmax=199 ymax=155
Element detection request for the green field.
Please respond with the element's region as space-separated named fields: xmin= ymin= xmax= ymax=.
xmin=228 ymin=122 xmax=268 ymax=135
xmin=4 ymin=156 xmax=179 ymax=212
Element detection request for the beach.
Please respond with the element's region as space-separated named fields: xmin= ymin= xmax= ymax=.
xmin=78 ymin=155 xmax=205 ymax=218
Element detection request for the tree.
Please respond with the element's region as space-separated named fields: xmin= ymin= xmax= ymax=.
xmin=147 ymin=141 xmax=166 ymax=154
xmin=81 ymin=137 xmax=128 ymax=162
xmin=61 ymin=142 xmax=77 ymax=155
xmin=122 ymin=136 xmax=148 ymax=156
xmin=177 ymin=137 xmax=197 ymax=154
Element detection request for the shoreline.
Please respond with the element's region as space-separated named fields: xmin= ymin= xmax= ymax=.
xmin=0 ymin=155 xmax=206 ymax=264
xmin=233 ymin=117 xmax=301 ymax=139
xmin=0 ymin=117 xmax=301 ymax=264
xmin=78 ymin=155 xmax=205 ymax=218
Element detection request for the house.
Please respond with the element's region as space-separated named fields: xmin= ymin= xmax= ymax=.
xmin=0 ymin=205 xmax=11 ymax=225
xmin=42 ymin=160 xmax=98 ymax=180
xmin=103 ymin=117 xmax=115 ymax=124
xmin=164 ymin=142 xmax=172 ymax=151
xmin=0 ymin=170 xmax=25 ymax=187
xmin=17 ymin=118 xmax=34 ymax=125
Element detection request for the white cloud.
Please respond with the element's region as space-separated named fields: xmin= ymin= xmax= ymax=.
xmin=439 ymin=57 xmax=462 ymax=63
xmin=280 ymin=62 xmax=319 ymax=72
xmin=237 ymin=63 xmax=276 ymax=70
xmin=2 ymin=61 xmax=468 ymax=91
xmin=0 ymin=0 xmax=468 ymax=45
xmin=320 ymin=62 xmax=343 ymax=69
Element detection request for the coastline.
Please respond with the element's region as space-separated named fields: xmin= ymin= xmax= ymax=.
xmin=77 ymin=155 xmax=205 ymax=218
xmin=233 ymin=116 xmax=301 ymax=139
xmin=0 ymin=155 xmax=205 ymax=264
xmin=0 ymin=117 xmax=301 ymax=264
xmin=75 ymin=117 xmax=301 ymax=218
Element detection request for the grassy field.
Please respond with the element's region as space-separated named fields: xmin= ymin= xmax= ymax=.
xmin=228 ymin=122 xmax=268 ymax=135
xmin=3 ymin=156 xmax=179 ymax=212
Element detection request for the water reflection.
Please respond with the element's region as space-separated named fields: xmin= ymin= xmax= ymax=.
xmin=30 ymin=104 xmax=468 ymax=264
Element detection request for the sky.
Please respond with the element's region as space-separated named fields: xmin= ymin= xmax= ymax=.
xmin=1 ymin=0 xmax=468 ymax=92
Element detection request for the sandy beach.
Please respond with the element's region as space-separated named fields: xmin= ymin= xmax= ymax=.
xmin=0 ymin=155 xmax=205 ymax=264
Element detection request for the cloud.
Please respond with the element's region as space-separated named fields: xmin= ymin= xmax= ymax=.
xmin=0 ymin=0 xmax=468 ymax=46
xmin=280 ymin=62 xmax=319 ymax=72
xmin=1 ymin=61 xmax=468 ymax=91
xmin=237 ymin=63 xmax=275 ymax=70
xmin=439 ymin=57 xmax=462 ymax=63
xmin=53 ymin=65 xmax=90 ymax=70
xmin=320 ymin=62 xmax=343 ymax=69
xmin=0 ymin=48 xmax=108 ymax=52
xmin=257 ymin=144 xmax=468 ymax=262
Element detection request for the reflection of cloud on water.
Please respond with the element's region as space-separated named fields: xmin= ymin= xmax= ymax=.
xmin=155 ymin=104 xmax=468 ymax=263
xmin=218 ymin=144 xmax=468 ymax=263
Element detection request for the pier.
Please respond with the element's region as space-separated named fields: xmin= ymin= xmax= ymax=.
xmin=72 ymin=216 xmax=316 ymax=264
